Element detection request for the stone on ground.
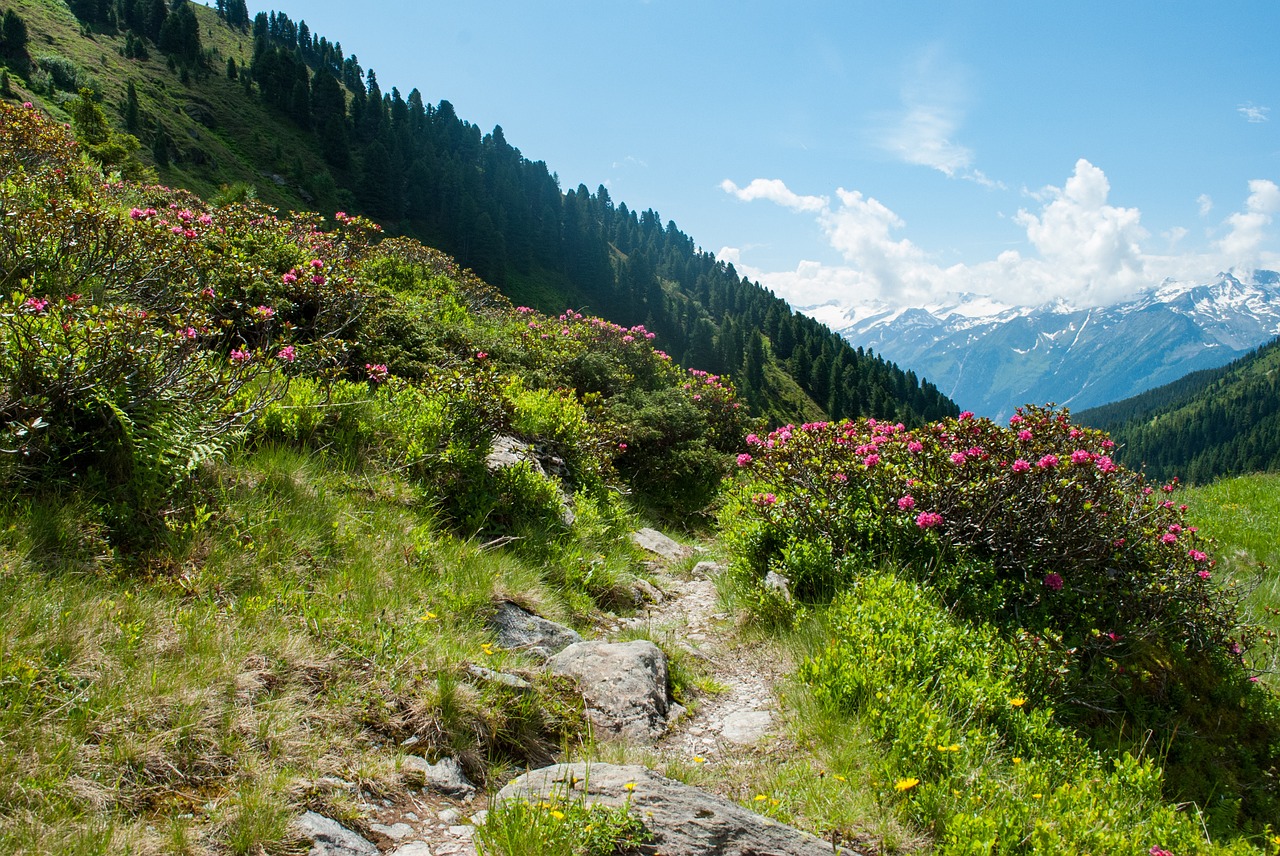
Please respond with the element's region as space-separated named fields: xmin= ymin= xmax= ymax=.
xmin=487 ymin=600 xmax=582 ymax=660
xmin=400 ymin=756 xmax=477 ymax=797
xmin=292 ymin=811 xmax=378 ymax=856
xmin=495 ymin=763 xmax=856 ymax=856
xmin=631 ymin=528 xmax=695 ymax=563
xmin=547 ymin=640 xmax=672 ymax=743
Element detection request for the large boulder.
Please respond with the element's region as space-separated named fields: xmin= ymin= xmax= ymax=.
xmin=487 ymin=601 xmax=582 ymax=661
xmin=547 ymin=641 xmax=672 ymax=743
xmin=495 ymin=763 xmax=855 ymax=855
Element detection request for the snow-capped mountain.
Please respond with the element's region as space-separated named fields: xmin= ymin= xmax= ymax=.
xmin=810 ymin=270 xmax=1280 ymax=420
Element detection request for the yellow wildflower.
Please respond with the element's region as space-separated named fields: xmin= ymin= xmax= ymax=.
xmin=894 ymin=777 xmax=920 ymax=792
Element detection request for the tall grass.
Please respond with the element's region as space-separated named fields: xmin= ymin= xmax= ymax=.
xmin=0 ymin=445 xmax=633 ymax=853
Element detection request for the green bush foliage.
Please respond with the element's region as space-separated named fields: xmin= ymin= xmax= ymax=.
xmin=723 ymin=405 xmax=1280 ymax=834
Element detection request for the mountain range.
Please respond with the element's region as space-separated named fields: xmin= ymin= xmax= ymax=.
xmin=807 ymin=270 xmax=1280 ymax=420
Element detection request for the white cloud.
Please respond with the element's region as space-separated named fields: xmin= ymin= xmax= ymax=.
xmin=873 ymin=46 xmax=1003 ymax=189
xmin=881 ymin=104 xmax=974 ymax=177
xmin=719 ymin=165 xmax=1280 ymax=311
xmin=1197 ymin=194 xmax=1213 ymax=217
xmin=1238 ymin=102 xmax=1270 ymax=123
xmin=1011 ymin=159 xmax=1149 ymax=304
xmin=720 ymin=178 xmax=826 ymax=212
xmin=1218 ymin=179 xmax=1280 ymax=259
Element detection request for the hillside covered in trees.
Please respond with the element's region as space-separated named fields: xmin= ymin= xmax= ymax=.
xmin=0 ymin=0 xmax=956 ymax=428
xmin=1078 ymin=336 xmax=1280 ymax=483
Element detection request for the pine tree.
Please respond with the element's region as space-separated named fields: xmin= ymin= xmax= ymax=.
xmin=123 ymin=80 xmax=140 ymax=132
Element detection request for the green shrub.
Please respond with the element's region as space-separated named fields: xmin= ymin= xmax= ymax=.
xmin=724 ymin=406 xmax=1280 ymax=830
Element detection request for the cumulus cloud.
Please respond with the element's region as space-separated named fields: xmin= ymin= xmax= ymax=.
xmin=1198 ymin=194 xmax=1214 ymax=217
xmin=719 ymin=164 xmax=1280 ymax=311
xmin=1218 ymin=179 xmax=1280 ymax=259
xmin=1238 ymin=102 xmax=1270 ymax=123
xmin=719 ymin=178 xmax=826 ymax=212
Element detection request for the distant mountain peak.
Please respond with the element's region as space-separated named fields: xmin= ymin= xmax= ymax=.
xmin=817 ymin=270 xmax=1280 ymax=419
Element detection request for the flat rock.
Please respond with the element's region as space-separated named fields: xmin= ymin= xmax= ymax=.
xmin=401 ymin=756 xmax=477 ymax=797
xmin=369 ymin=821 xmax=415 ymax=841
xmin=389 ymin=843 xmax=434 ymax=856
xmin=496 ymin=763 xmax=857 ymax=856
xmin=720 ymin=710 xmax=773 ymax=744
xmin=631 ymin=528 xmax=695 ymax=563
xmin=466 ymin=663 xmax=532 ymax=690
xmin=292 ymin=811 xmax=378 ymax=856
xmin=547 ymin=640 xmax=671 ymax=743
xmin=487 ymin=601 xmax=582 ymax=660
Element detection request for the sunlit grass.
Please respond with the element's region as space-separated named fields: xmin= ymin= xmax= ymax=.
xmin=0 ymin=444 xmax=640 ymax=853
xmin=1184 ymin=473 xmax=1280 ymax=682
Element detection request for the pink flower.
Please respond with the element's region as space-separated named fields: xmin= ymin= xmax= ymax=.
xmin=1044 ymin=572 xmax=1064 ymax=591
xmin=1197 ymin=569 xmax=1211 ymax=580
xmin=915 ymin=511 xmax=943 ymax=529
xmin=1096 ymin=455 xmax=1117 ymax=473
xmin=1017 ymin=429 xmax=1033 ymax=441
xmin=618 ymin=442 xmax=628 ymax=451
xmin=365 ymin=363 xmax=389 ymax=383
xmin=736 ymin=453 xmax=753 ymax=467
xmin=23 ymin=101 xmax=33 ymax=109
xmin=516 ymin=306 xmax=534 ymax=313
xmin=230 ymin=348 xmax=251 ymax=363
xmin=746 ymin=433 xmax=763 ymax=447
xmin=310 ymin=259 xmax=324 ymax=269
xmin=311 ymin=274 xmax=326 ymax=285
xmin=863 ymin=453 xmax=880 ymax=467
xmin=22 ymin=297 xmax=49 ymax=314
xmin=1037 ymin=454 xmax=1059 ymax=469
xmin=907 ymin=440 xmax=924 ymax=453
xmin=950 ymin=451 xmax=967 ymax=465
xmin=1009 ymin=414 xmax=1024 ymax=426
xmin=897 ymin=495 xmax=916 ymax=511
xmin=833 ymin=473 xmax=847 ymax=483
xmin=255 ymin=305 xmax=275 ymax=319
xmin=754 ymin=493 xmax=778 ymax=507
xmin=475 ymin=351 xmax=488 ymax=360
xmin=959 ymin=411 xmax=974 ymax=421
xmin=1070 ymin=449 xmax=1093 ymax=464
xmin=1012 ymin=459 xmax=1031 ymax=473
xmin=282 ymin=271 xmax=298 ymax=284
xmin=182 ymin=327 xmax=197 ymax=339
xmin=621 ymin=335 xmax=635 ymax=343
xmin=197 ymin=213 xmax=213 ymax=226
xmin=1188 ymin=550 xmax=1208 ymax=562
xmin=1161 ymin=533 xmax=1178 ymax=545
xmin=1149 ymin=847 xmax=1173 ymax=856
xmin=277 ymin=345 xmax=296 ymax=362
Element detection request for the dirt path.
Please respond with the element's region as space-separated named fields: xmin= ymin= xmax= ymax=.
xmin=350 ymin=549 xmax=790 ymax=855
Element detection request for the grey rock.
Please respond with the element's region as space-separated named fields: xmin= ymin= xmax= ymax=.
xmin=292 ymin=811 xmax=378 ymax=856
xmin=496 ymin=763 xmax=857 ymax=856
xmin=692 ymin=560 xmax=725 ymax=577
xmin=437 ymin=808 xmax=461 ymax=824
xmin=390 ymin=843 xmax=434 ymax=856
xmin=487 ymin=601 xmax=582 ymax=660
xmin=547 ymin=640 xmax=670 ymax=743
xmin=466 ymin=663 xmax=532 ymax=690
xmin=764 ymin=569 xmax=793 ymax=602
xmin=631 ymin=528 xmax=695 ymax=563
xmin=630 ymin=577 xmax=665 ymax=605
xmin=720 ymin=710 xmax=773 ymax=744
xmin=370 ymin=822 xmax=415 ymax=841
xmin=485 ymin=435 xmax=545 ymax=474
xmin=401 ymin=756 xmax=477 ymax=797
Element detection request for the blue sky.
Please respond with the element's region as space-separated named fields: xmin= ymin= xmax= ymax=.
xmin=255 ymin=1 xmax=1279 ymax=311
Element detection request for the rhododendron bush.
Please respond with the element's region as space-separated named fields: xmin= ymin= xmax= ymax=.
xmin=723 ymin=405 xmax=1280 ymax=828
xmin=726 ymin=406 xmax=1250 ymax=656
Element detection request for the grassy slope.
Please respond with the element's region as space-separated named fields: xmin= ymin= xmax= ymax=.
xmin=10 ymin=0 xmax=332 ymax=210
xmin=1184 ymin=473 xmax=1280 ymax=684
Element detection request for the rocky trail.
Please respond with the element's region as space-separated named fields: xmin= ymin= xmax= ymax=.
xmin=294 ymin=529 xmax=848 ymax=855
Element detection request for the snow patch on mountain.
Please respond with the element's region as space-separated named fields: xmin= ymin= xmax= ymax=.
xmin=805 ymin=270 xmax=1280 ymax=419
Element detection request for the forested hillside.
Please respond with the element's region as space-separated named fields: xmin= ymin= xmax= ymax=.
xmin=0 ymin=0 xmax=956 ymax=426
xmin=1078 ymin=336 xmax=1280 ymax=482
